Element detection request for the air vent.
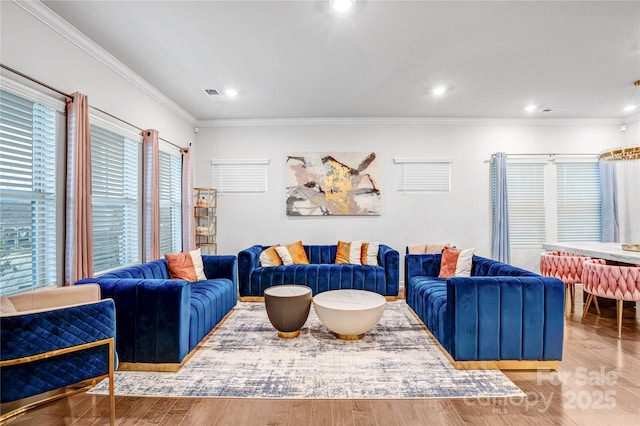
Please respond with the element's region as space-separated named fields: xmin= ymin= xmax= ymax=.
xmin=541 ymin=107 xmax=564 ymax=113
xmin=203 ymin=89 xmax=221 ymax=96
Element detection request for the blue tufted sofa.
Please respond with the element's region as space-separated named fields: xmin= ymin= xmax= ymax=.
xmin=238 ymin=244 xmax=400 ymax=299
xmin=405 ymin=253 xmax=565 ymax=369
xmin=77 ymin=255 xmax=237 ymax=370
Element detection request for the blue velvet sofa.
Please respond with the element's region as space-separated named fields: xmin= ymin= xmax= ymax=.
xmin=238 ymin=244 xmax=399 ymax=299
xmin=77 ymin=255 xmax=237 ymax=370
xmin=405 ymin=253 xmax=565 ymax=369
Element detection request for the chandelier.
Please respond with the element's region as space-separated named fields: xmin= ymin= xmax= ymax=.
xmin=599 ymin=80 xmax=639 ymax=162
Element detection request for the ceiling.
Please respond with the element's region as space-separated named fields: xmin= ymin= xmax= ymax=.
xmin=43 ymin=1 xmax=640 ymax=122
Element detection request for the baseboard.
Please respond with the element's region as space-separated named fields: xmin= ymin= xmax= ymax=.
xmin=407 ymin=307 xmax=559 ymax=371
xmin=118 ymin=308 xmax=236 ymax=372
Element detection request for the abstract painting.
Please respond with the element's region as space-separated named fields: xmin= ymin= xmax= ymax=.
xmin=286 ymin=152 xmax=381 ymax=216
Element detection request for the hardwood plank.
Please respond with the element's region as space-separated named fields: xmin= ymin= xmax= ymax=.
xmin=243 ymin=399 xmax=290 ymax=425
xmin=6 ymin=302 xmax=639 ymax=426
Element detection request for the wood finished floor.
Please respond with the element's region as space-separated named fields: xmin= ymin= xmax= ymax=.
xmin=6 ymin=287 xmax=640 ymax=426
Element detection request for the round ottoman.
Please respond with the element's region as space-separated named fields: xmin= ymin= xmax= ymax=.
xmin=264 ymin=285 xmax=312 ymax=338
xmin=313 ymin=289 xmax=386 ymax=340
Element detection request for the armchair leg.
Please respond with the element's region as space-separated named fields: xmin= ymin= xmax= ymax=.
xmin=581 ymin=294 xmax=594 ymax=323
xmin=617 ymin=300 xmax=623 ymax=339
xmin=593 ymin=296 xmax=601 ymax=315
xmin=569 ymin=283 xmax=575 ymax=307
xmin=109 ymin=338 xmax=116 ymax=426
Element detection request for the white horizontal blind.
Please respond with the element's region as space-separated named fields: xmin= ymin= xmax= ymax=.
xmin=506 ymin=162 xmax=546 ymax=244
xmin=394 ymin=159 xmax=451 ymax=193
xmin=0 ymin=89 xmax=57 ymax=295
xmin=159 ymin=150 xmax=182 ymax=255
xmin=556 ymin=161 xmax=601 ymax=241
xmin=91 ymin=124 xmax=140 ymax=273
xmin=211 ymin=159 xmax=268 ymax=193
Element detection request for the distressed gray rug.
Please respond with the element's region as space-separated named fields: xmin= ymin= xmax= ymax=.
xmin=89 ymin=301 xmax=524 ymax=399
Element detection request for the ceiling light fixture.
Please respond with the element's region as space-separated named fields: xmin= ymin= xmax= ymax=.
xmin=225 ymin=88 xmax=238 ymax=98
xmin=524 ymin=105 xmax=537 ymax=112
xmin=332 ymin=0 xmax=354 ymax=13
xmin=431 ymin=86 xmax=447 ymax=96
xmin=623 ymin=105 xmax=637 ymax=112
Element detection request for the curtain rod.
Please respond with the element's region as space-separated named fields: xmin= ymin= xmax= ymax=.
xmin=1 ymin=63 xmax=73 ymax=99
xmin=1 ymin=63 xmax=184 ymax=150
xmin=487 ymin=152 xmax=598 ymax=163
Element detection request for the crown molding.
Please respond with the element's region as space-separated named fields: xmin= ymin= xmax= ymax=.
xmin=15 ymin=0 xmax=197 ymax=126
xmin=197 ymin=116 xmax=622 ymax=128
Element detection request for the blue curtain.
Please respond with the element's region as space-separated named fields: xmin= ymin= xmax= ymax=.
xmin=491 ymin=152 xmax=511 ymax=263
xmin=599 ymin=161 xmax=619 ymax=242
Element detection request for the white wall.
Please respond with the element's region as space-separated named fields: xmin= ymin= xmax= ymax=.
xmin=0 ymin=2 xmax=195 ymax=144
xmin=194 ymin=119 xmax=626 ymax=279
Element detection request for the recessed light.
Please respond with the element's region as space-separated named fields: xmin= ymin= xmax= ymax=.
xmin=225 ymin=88 xmax=238 ymax=98
xmin=431 ymin=86 xmax=447 ymax=96
xmin=332 ymin=0 xmax=354 ymax=13
xmin=623 ymin=105 xmax=637 ymax=112
xmin=524 ymin=105 xmax=537 ymax=112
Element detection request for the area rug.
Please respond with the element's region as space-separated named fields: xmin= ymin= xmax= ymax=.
xmin=88 ymin=301 xmax=525 ymax=399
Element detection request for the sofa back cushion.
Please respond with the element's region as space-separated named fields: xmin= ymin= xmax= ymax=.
xmin=100 ymin=259 xmax=170 ymax=280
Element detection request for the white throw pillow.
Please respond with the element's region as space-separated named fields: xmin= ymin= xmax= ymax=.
xmin=275 ymin=246 xmax=294 ymax=266
xmin=190 ymin=248 xmax=207 ymax=281
xmin=454 ymin=248 xmax=475 ymax=277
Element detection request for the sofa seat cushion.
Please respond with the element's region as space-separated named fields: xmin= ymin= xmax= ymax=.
xmin=407 ymin=277 xmax=449 ymax=352
xmin=189 ymin=278 xmax=237 ymax=351
xmin=249 ymin=264 xmax=388 ymax=296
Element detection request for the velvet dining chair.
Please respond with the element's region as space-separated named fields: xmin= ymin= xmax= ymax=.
xmin=581 ymin=260 xmax=640 ymax=338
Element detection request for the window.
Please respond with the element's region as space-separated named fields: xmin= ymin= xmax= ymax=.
xmin=211 ymin=159 xmax=269 ymax=193
xmin=556 ymin=161 xmax=601 ymax=241
xmin=0 ymin=89 xmax=57 ymax=295
xmin=497 ymin=156 xmax=602 ymax=246
xmin=394 ymin=158 xmax=451 ymax=193
xmin=159 ymin=149 xmax=182 ymax=255
xmin=506 ymin=162 xmax=546 ymax=245
xmin=90 ymin=123 xmax=140 ymax=273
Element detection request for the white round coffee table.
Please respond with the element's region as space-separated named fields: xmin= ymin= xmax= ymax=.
xmin=313 ymin=289 xmax=386 ymax=340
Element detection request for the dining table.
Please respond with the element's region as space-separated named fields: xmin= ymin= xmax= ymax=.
xmin=542 ymin=242 xmax=640 ymax=265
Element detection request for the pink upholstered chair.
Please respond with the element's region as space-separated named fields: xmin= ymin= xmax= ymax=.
xmin=581 ymin=260 xmax=640 ymax=338
xmin=539 ymin=251 xmax=605 ymax=314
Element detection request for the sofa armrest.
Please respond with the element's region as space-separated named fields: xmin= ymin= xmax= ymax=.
xmin=238 ymin=245 xmax=264 ymax=297
xmin=202 ymin=255 xmax=237 ymax=281
xmin=405 ymin=254 xmax=441 ymax=300
xmin=378 ymin=244 xmax=400 ymax=296
xmin=76 ymin=278 xmax=191 ymax=363
xmin=445 ymin=276 xmax=564 ymax=361
xmin=7 ymin=284 xmax=101 ymax=312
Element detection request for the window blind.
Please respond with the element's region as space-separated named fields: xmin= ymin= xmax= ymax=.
xmin=0 ymin=89 xmax=57 ymax=295
xmin=159 ymin=150 xmax=182 ymax=255
xmin=506 ymin=162 xmax=546 ymax=244
xmin=556 ymin=161 xmax=602 ymax=241
xmin=91 ymin=124 xmax=139 ymax=273
xmin=394 ymin=158 xmax=451 ymax=193
xmin=211 ymin=159 xmax=269 ymax=193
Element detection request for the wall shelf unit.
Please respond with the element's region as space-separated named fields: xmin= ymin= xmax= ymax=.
xmin=194 ymin=187 xmax=217 ymax=254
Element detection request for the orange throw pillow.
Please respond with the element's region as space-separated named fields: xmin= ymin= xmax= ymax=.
xmin=438 ymin=246 xmax=460 ymax=278
xmin=165 ymin=251 xmax=197 ymax=282
xmin=287 ymin=240 xmax=309 ymax=264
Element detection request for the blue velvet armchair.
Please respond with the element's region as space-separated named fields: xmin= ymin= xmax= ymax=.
xmin=0 ymin=284 xmax=116 ymax=424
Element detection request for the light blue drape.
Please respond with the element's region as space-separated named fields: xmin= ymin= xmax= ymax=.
xmin=599 ymin=161 xmax=619 ymax=242
xmin=492 ymin=152 xmax=511 ymax=263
